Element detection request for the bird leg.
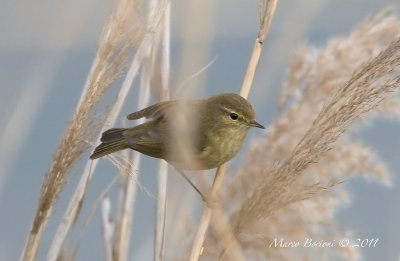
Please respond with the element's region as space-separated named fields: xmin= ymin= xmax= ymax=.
xmin=174 ymin=168 xmax=206 ymax=201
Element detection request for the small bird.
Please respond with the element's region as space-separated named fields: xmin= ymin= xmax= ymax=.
xmin=90 ymin=93 xmax=264 ymax=170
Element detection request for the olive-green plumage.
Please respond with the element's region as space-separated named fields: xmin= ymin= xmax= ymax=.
xmin=90 ymin=93 xmax=264 ymax=170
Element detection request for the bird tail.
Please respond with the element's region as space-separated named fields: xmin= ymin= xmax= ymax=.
xmin=90 ymin=128 xmax=128 ymax=159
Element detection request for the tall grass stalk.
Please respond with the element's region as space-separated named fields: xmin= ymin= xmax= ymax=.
xmin=47 ymin=0 xmax=168 ymax=259
xmin=112 ymin=74 xmax=151 ymax=261
xmin=189 ymin=1 xmax=280 ymax=260
xmin=240 ymin=0 xmax=279 ymax=98
xmin=45 ymin=4 xmax=171 ymax=261
xmin=21 ymin=0 xmax=142 ymax=260
xmin=101 ymin=197 xmax=114 ymax=261
xmin=111 ymin=2 xmax=170 ymax=260
xmin=154 ymin=3 xmax=171 ymax=261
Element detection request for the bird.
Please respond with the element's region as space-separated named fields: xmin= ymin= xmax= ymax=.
xmin=90 ymin=93 xmax=264 ymax=171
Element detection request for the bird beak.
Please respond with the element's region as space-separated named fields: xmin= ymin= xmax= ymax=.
xmin=248 ymin=120 xmax=265 ymax=129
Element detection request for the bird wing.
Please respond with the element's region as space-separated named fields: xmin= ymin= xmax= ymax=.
xmin=126 ymin=100 xmax=202 ymax=120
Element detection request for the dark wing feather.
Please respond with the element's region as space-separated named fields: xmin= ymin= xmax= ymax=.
xmin=127 ymin=101 xmax=179 ymax=120
xmin=127 ymin=100 xmax=202 ymax=120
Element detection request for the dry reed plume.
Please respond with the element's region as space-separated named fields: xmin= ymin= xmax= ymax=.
xmin=21 ymin=1 xmax=146 ymax=260
xmin=48 ymin=1 xmax=170 ymax=260
xmin=198 ymin=10 xmax=400 ymax=261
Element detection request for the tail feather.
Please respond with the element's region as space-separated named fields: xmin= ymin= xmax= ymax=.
xmin=101 ymin=128 xmax=127 ymax=142
xmin=90 ymin=128 xmax=128 ymax=159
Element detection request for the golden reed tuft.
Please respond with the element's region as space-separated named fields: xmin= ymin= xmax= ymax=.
xmin=199 ymin=10 xmax=400 ymax=261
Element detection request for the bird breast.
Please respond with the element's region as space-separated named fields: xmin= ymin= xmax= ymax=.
xmin=199 ymin=127 xmax=247 ymax=169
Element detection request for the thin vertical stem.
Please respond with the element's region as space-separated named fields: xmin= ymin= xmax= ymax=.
xmin=155 ymin=161 xmax=168 ymax=261
xmin=46 ymin=29 xmax=154 ymax=261
xmin=101 ymin=197 xmax=114 ymax=261
xmin=46 ymin=0 xmax=170 ymax=259
xmin=24 ymin=0 xmax=136 ymax=260
xmin=154 ymin=2 xmax=170 ymax=261
xmin=189 ymin=1 xmax=280 ymax=260
xmin=241 ymin=0 xmax=279 ymax=98
xmin=188 ymin=165 xmax=226 ymax=261
xmin=113 ymin=58 xmax=152 ymax=261
xmin=112 ymin=1 xmax=170 ymax=260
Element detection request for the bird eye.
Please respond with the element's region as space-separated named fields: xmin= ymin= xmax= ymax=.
xmin=230 ymin=113 xmax=239 ymax=120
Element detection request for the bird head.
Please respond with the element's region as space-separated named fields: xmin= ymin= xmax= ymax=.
xmin=206 ymin=93 xmax=265 ymax=132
